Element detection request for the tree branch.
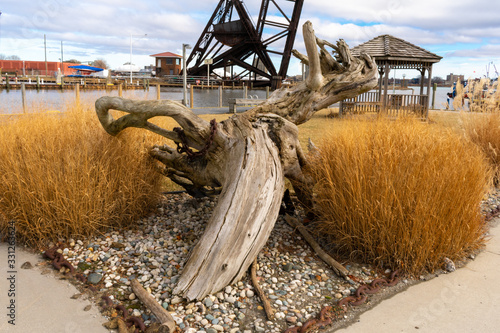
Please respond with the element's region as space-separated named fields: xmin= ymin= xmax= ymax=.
xmin=95 ymin=97 xmax=211 ymax=149
xmin=130 ymin=279 xmax=176 ymax=332
xmin=251 ymin=258 xmax=274 ymax=320
xmin=303 ymin=21 xmax=325 ymax=90
xmin=284 ymin=215 xmax=349 ymax=279
xmin=245 ymin=21 xmax=378 ymax=125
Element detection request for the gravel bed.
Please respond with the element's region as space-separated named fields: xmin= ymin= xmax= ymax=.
xmin=49 ymin=188 xmax=500 ymax=333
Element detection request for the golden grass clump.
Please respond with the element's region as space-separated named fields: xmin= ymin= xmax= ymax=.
xmin=0 ymin=102 xmax=163 ymax=248
xmin=462 ymin=80 xmax=500 ymax=178
xmin=309 ymin=118 xmax=491 ymax=275
xmin=464 ymin=115 xmax=500 ymax=180
xmin=467 ymin=79 xmax=499 ymax=113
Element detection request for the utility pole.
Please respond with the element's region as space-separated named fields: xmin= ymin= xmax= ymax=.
xmin=0 ymin=11 xmax=2 ymax=51
xmin=0 ymin=11 xmax=3 ymax=50
xmin=44 ymin=34 xmax=48 ymax=76
xmin=61 ymin=41 xmax=64 ymax=76
xmin=130 ymin=33 xmax=133 ymax=84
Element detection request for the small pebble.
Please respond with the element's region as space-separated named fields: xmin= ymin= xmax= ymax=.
xmin=21 ymin=262 xmax=33 ymax=269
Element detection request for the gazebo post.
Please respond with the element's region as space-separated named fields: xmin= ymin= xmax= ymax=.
xmin=378 ymin=67 xmax=384 ymax=108
xmin=419 ymin=68 xmax=425 ymax=96
xmin=383 ymin=62 xmax=390 ymax=111
xmin=425 ymin=64 xmax=433 ymax=116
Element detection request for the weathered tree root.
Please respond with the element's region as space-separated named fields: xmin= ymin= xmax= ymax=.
xmin=250 ymin=258 xmax=275 ymax=320
xmin=283 ymin=271 xmax=400 ymax=333
xmin=95 ymin=21 xmax=378 ymax=301
xmin=284 ymin=215 xmax=349 ymax=279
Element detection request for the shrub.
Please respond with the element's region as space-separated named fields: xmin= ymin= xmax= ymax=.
xmin=0 ymin=102 xmax=162 ymax=248
xmin=308 ymin=118 xmax=491 ymax=275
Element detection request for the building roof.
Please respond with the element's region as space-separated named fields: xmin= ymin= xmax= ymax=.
xmin=150 ymin=52 xmax=182 ymax=58
xmin=68 ymin=65 xmax=104 ymax=72
xmin=351 ymin=35 xmax=442 ymax=63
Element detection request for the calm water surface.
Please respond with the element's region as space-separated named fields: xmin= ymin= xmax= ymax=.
xmin=0 ymin=86 xmax=454 ymax=114
xmin=0 ymin=86 xmax=268 ymax=114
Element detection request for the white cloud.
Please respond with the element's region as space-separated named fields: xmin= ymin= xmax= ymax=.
xmin=447 ymin=44 xmax=500 ymax=58
xmin=1 ymin=0 xmax=499 ymax=78
xmin=303 ymin=0 xmax=500 ymax=30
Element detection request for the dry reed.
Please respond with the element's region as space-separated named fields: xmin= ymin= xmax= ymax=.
xmin=308 ymin=118 xmax=491 ymax=275
xmin=0 ymin=101 xmax=163 ymax=248
xmin=462 ymin=79 xmax=500 ymax=178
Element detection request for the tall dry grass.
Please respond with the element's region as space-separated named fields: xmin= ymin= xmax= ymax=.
xmin=466 ymin=78 xmax=499 ymax=113
xmin=308 ymin=118 xmax=491 ymax=275
xmin=462 ymin=79 xmax=500 ymax=179
xmin=464 ymin=113 xmax=500 ymax=181
xmin=0 ymin=101 xmax=163 ymax=248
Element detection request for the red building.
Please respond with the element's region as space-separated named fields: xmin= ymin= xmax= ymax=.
xmin=0 ymin=60 xmax=77 ymax=76
xmin=150 ymin=52 xmax=182 ymax=76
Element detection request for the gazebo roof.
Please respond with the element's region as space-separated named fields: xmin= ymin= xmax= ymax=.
xmin=351 ymin=35 xmax=442 ymax=63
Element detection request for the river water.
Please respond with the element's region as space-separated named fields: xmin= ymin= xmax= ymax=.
xmin=0 ymin=85 xmax=453 ymax=114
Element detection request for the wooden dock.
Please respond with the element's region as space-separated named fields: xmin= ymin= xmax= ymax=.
xmin=0 ymin=75 xmax=273 ymax=91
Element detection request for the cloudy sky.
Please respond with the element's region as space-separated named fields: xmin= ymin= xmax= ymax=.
xmin=1 ymin=0 xmax=499 ymax=79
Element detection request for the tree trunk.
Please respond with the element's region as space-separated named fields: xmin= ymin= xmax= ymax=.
xmin=173 ymin=118 xmax=285 ymax=300
xmin=95 ymin=21 xmax=378 ymax=301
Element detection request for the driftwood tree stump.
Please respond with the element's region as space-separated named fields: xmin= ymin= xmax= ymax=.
xmin=95 ymin=21 xmax=378 ymax=301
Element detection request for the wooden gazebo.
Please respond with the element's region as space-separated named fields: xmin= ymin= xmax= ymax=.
xmin=340 ymin=35 xmax=442 ymax=117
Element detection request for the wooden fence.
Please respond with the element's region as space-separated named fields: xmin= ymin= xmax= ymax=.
xmin=340 ymin=92 xmax=428 ymax=118
xmin=385 ymin=94 xmax=428 ymax=117
xmin=339 ymin=92 xmax=380 ymax=115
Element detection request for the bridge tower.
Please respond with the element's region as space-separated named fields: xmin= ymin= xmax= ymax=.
xmin=186 ymin=0 xmax=304 ymax=89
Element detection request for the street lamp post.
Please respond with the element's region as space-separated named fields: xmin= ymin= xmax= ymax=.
xmin=182 ymin=43 xmax=192 ymax=106
xmin=130 ymin=33 xmax=147 ymax=84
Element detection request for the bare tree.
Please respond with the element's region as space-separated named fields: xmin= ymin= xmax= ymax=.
xmin=95 ymin=22 xmax=378 ymax=301
xmin=431 ymin=76 xmax=445 ymax=84
xmin=92 ymin=58 xmax=109 ymax=69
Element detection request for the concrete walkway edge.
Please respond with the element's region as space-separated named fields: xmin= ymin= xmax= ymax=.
xmin=0 ymin=242 xmax=108 ymax=333
xmin=334 ymin=220 xmax=500 ymax=333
